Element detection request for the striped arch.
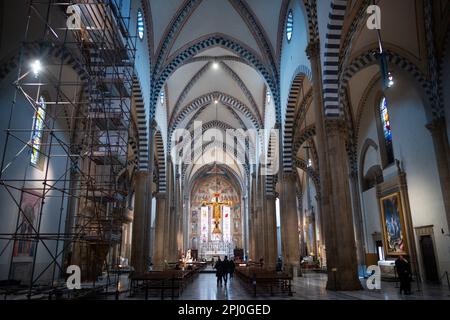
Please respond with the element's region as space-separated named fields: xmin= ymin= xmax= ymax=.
xmin=293 ymin=125 xmax=316 ymax=157
xmin=153 ymin=35 xmax=279 ymax=122
xmin=173 ymin=120 xmax=253 ymax=163
xmin=132 ymin=77 xmax=149 ymax=171
xmin=128 ymin=135 xmax=139 ymax=172
xmin=322 ymin=0 xmax=348 ymax=118
xmin=283 ymin=70 xmax=312 ymax=172
xmin=0 ymin=42 xmax=89 ymax=83
xmin=169 ymin=92 xmax=262 ymax=135
xmin=303 ymin=0 xmax=320 ymax=42
xmin=339 ymin=49 xmax=435 ymax=116
xmin=187 ymin=163 xmax=245 ymax=195
xmin=154 ymin=130 xmax=167 ymax=193
xmin=183 ymin=138 xmax=249 ymax=172
xmin=293 ymin=157 xmax=320 ymax=192
xmin=264 ymin=133 xmax=278 ymax=197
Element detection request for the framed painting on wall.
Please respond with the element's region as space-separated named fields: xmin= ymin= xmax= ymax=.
xmin=379 ymin=192 xmax=408 ymax=256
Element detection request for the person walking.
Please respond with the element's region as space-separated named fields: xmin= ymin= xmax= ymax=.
xmin=214 ymin=257 xmax=224 ymax=286
xmin=276 ymin=256 xmax=283 ymax=272
xmin=222 ymin=256 xmax=230 ymax=285
xmin=228 ymin=258 xmax=236 ymax=279
xmin=395 ymin=255 xmax=412 ymax=295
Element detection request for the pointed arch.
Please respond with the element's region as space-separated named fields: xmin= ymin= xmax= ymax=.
xmin=152 ymin=34 xmax=279 ymax=122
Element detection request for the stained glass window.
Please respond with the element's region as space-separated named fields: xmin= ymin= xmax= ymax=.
xmin=379 ymin=97 xmax=394 ymax=165
xmin=266 ymin=89 xmax=271 ymax=104
xmin=160 ymin=90 xmax=165 ymax=105
xmin=286 ymin=10 xmax=293 ymax=42
xmin=30 ymin=95 xmax=46 ymax=166
xmin=137 ymin=9 xmax=144 ymax=40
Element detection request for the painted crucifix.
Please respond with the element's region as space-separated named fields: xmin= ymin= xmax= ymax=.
xmin=202 ymin=193 xmax=232 ymax=234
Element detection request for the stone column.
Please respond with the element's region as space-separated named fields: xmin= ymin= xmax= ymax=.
xmin=280 ymin=173 xmax=300 ymax=274
xmin=183 ymin=194 xmax=190 ymax=251
xmin=249 ymin=173 xmax=257 ymax=261
xmin=314 ymin=194 xmax=326 ymax=267
xmin=242 ymin=193 xmax=249 ymax=261
xmin=264 ymin=195 xmax=278 ymax=270
xmin=296 ymin=193 xmax=307 ymax=258
xmin=153 ymin=192 xmax=167 ymax=270
xmin=324 ymin=120 xmax=361 ymax=290
xmin=426 ymin=118 xmax=450 ymax=231
xmin=130 ymin=171 xmax=150 ymax=274
xmin=349 ymin=170 xmax=367 ymax=275
xmin=176 ymin=174 xmax=184 ymax=254
xmin=255 ymin=173 xmax=265 ymax=263
xmin=307 ymin=40 xmax=360 ymax=290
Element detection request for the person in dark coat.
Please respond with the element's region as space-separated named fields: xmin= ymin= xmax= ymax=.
xmin=214 ymin=257 xmax=224 ymax=286
xmin=228 ymin=258 xmax=236 ymax=279
xmin=222 ymin=256 xmax=230 ymax=285
xmin=276 ymin=256 xmax=283 ymax=272
xmin=395 ymin=255 xmax=412 ymax=295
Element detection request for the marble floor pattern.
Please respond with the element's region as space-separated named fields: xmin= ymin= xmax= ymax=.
xmin=119 ymin=272 xmax=450 ymax=300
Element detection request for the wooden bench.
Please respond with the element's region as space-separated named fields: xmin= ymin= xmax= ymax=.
xmin=129 ymin=268 xmax=199 ymax=300
xmin=235 ymin=267 xmax=293 ymax=297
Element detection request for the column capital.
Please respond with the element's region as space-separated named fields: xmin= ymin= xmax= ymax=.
xmin=155 ymin=192 xmax=167 ymax=199
xmin=325 ymin=119 xmax=348 ymax=136
xmin=282 ymin=171 xmax=297 ymax=181
xmin=306 ymin=40 xmax=320 ymax=60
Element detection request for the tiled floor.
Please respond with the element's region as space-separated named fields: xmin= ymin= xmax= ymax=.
xmin=121 ymin=272 xmax=450 ymax=300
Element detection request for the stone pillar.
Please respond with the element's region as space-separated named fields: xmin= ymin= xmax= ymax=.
xmin=249 ymin=173 xmax=257 ymax=261
xmin=306 ymin=40 xmax=333 ymax=271
xmin=296 ymin=193 xmax=307 ymax=258
xmin=280 ymin=173 xmax=300 ymax=274
xmin=426 ymin=118 xmax=450 ymax=231
xmin=314 ymin=195 xmax=326 ymax=267
xmin=255 ymin=173 xmax=265 ymax=263
xmin=183 ymin=194 xmax=190 ymax=251
xmin=153 ymin=192 xmax=167 ymax=270
xmin=307 ymin=40 xmax=360 ymax=290
xmin=349 ymin=170 xmax=367 ymax=275
xmin=130 ymin=171 xmax=150 ymax=274
xmin=242 ymin=193 xmax=249 ymax=261
xmin=264 ymin=195 xmax=278 ymax=270
xmin=324 ymin=120 xmax=361 ymax=290
xmin=176 ymin=174 xmax=183 ymax=254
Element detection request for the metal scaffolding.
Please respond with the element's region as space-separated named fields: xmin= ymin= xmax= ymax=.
xmin=0 ymin=0 xmax=136 ymax=299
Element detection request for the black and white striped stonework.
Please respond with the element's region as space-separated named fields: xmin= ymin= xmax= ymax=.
xmin=132 ymin=77 xmax=149 ymax=172
xmin=323 ymin=0 xmax=347 ymax=118
xmin=283 ymin=74 xmax=304 ymax=173
xmin=155 ymin=131 xmax=166 ymax=193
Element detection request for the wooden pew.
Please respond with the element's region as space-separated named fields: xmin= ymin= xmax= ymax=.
xmin=129 ymin=267 xmax=201 ymax=300
xmin=235 ymin=267 xmax=293 ymax=297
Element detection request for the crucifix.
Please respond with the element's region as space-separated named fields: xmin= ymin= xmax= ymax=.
xmin=202 ymin=193 xmax=232 ymax=234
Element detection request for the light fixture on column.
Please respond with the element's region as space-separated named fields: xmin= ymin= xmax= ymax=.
xmin=212 ymin=60 xmax=219 ymax=70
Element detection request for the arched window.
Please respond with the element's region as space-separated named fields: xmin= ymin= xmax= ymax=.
xmin=377 ymin=96 xmax=394 ymax=166
xmin=160 ymin=90 xmax=165 ymax=105
xmin=266 ymin=89 xmax=271 ymax=104
xmin=137 ymin=9 xmax=144 ymax=40
xmin=286 ymin=10 xmax=293 ymax=42
xmin=30 ymin=95 xmax=47 ymax=167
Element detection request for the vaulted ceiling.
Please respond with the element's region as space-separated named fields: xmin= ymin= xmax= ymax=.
xmin=148 ymin=0 xmax=285 ymax=182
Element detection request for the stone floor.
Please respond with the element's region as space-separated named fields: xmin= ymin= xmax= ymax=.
xmin=119 ymin=272 xmax=450 ymax=300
